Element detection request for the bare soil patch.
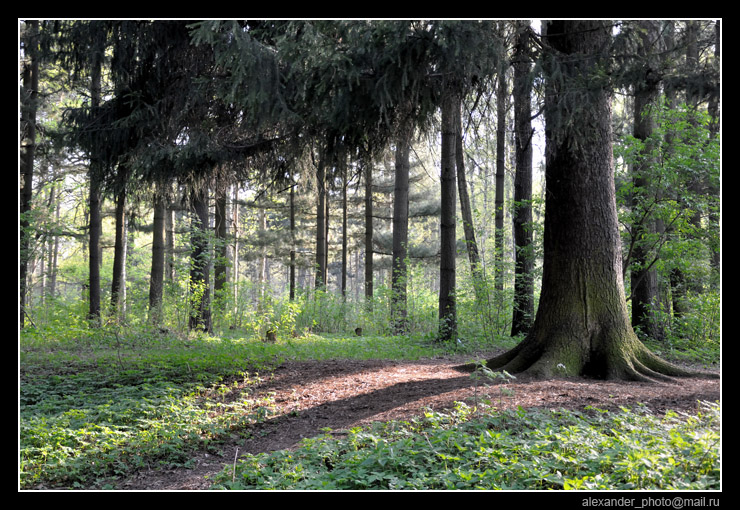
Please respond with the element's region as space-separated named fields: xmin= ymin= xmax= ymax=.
xmin=114 ymin=353 xmax=720 ymax=490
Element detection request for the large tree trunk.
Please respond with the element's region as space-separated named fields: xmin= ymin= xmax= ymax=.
xmin=438 ymin=91 xmax=458 ymax=341
xmin=511 ymin=21 xmax=535 ymax=337
xmin=392 ymin=131 xmax=411 ymax=334
xmin=485 ymin=20 xmax=703 ymax=382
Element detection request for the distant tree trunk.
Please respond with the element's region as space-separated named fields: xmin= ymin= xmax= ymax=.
xmin=258 ymin=201 xmax=268 ymax=301
xmin=511 ymin=21 xmax=535 ymax=337
xmin=455 ymin=98 xmax=485 ymax=304
xmin=683 ymin=20 xmax=704 ymax=297
xmin=110 ymin=185 xmax=128 ymax=319
xmin=341 ymin=157 xmax=349 ymax=300
xmin=485 ymin=20 xmax=703 ymax=381
xmin=20 ymin=20 xmax=39 ymax=329
xmin=188 ymin=186 xmax=211 ymax=332
xmin=315 ymin=156 xmax=328 ymax=289
xmin=214 ymin=183 xmax=228 ymax=296
xmin=231 ymin=186 xmax=240 ymax=307
xmin=438 ymin=91 xmax=458 ymax=341
xmin=289 ymin=181 xmax=297 ymax=301
xmin=165 ymin=197 xmax=176 ymax=283
xmin=630 ymin=20 xmax=663 ymax=341
xmin=48 ymin=184 xmax=61 ymax=300
xmin=707 ymin=21 xmax=720 ymax=283
xmin=149 ymin=184 xmax=166 ymax=324
xmin=392 ymin=130 xmax=411 ymax=334
xmin=364 ymin=158 xmax=374 ymax=302
xmin=87 ymin=40 xmax=104 ymax=326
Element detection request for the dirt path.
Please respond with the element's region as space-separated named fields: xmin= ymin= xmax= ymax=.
xmin=114 ymin=355 xmax=720 ymax=490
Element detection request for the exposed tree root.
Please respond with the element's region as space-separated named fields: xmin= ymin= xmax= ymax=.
xmin=478 ymin=332 xmax=719 ymax=383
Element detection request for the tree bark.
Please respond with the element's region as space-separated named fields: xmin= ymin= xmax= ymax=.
xmin=485 ymin=20 xmax=705 ymax=381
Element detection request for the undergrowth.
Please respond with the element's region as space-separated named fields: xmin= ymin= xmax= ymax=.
xmin=211 ymin=401 xmax=721 ymax=491
xmin=19 ymin=319 xmax=719 ymax=490
xmin=19 ymin=325 xmax=466 ymax=489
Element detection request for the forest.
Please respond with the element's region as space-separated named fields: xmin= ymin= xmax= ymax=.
xmin=19 ymin=19 xmax=720 ymax=492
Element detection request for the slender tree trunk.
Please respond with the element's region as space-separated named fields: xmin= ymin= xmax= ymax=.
xmin=708 ymin=20 xmax=720 ymax=284
xmin=214 ymin=183 xmax=228 ymax=296
xmin=20 ymin=20 xmax=39 ymax=329
xmin=392 ymin=131 xmax=411 ymax=334
xmin=630 ymin=20 xmax=663 ymax=341
xmin=494 ymin=55 xmax=508 ymax=292
xmin=315 ymin=157 xmax=327 ymax=289
xmin=165 ymin=198 xmax=176 ymax=282
xmin=455 ymin=97 xmax=484 ymax=304
xmin=258 ymin=201 xmax=268 ymax=302
xmin=290 ymin=181 xmax=296 ymax=301
xmin=511 ymin=21 xmax=535 ymax=337
xmin=149 ymin=184 xmax=166 ymax=324
xmin=485 ymin=20 xmax=704 ymax=381
xmin=188 ymin=186 xmax=211 ymax=332
xmin=364 ymin=159 xmax=374 ymax=302
xmin=110 ymin=187 xmax=128 ymax=319
xmin=231 ymin=186 xmax=240 ymax=308
xmin=49 ymin=187 xmax=61 ymax=300
xmin=341 ymin=158 xmax=349 ymax=300
xmin=439 ymin=91 xmax=458 ymax=341
xmin=87 ymin=42 xmax=104 ymax=325
xmin=683 ymin=20 xmax=705 ymax=297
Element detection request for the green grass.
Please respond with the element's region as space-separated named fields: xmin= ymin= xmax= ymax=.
xmin=19 ymin=324 xmax=720 ymax=490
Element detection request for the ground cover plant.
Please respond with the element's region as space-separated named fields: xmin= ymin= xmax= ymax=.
xmin=18 ymin=322 xmax=466 ymax=489
xmin=211 ymin=401 xmax=720 ymax=490
xmin=19 ymin=317 xmax=720 ymax=491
